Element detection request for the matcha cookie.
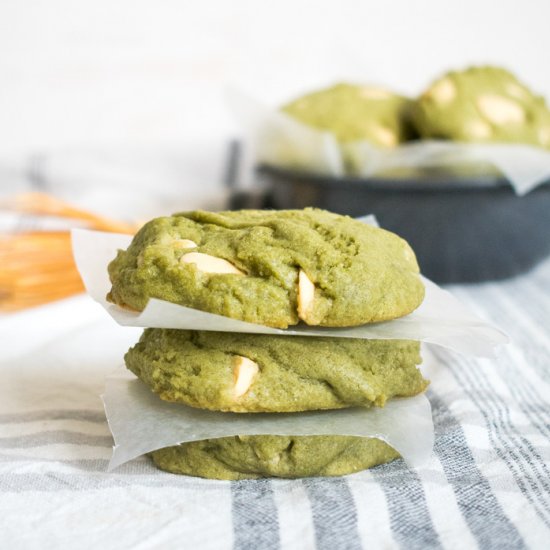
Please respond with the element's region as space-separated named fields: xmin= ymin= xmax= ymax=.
xmin=412 ymin=65 xmax=550 ymax=148
xmin=126 ymin=329 xmax=427 ymax=413
xmin=108 ymin=209 xmax=424 ymax=328
xmin=282 ymin=83 xmax=415 ymax=148
xmin=151 ymin=435 xmax=399 ymax=479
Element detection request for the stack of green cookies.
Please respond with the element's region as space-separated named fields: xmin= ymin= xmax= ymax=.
xmin=108 ymin=208 xmax=428 ymax=479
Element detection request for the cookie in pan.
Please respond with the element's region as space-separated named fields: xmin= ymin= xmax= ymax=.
xmin=125 ymin=329 xmax=427 ymax=413
xmin=107 ymin=208 xmax=424 ymax=328
xmin=412 ymin=65 xmax=550 ymax=148
xmin=282 ymin=82 xmax=415 ymax=147
xmin=150 ymin=435 xmax=399 ymax=479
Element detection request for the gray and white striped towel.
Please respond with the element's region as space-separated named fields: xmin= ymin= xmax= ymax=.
xmin=1 ymin=257 xmax=550 ymax=549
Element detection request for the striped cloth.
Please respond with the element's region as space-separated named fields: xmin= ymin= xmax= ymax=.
xmin=1 ymin=258 xmax=550 ymax=549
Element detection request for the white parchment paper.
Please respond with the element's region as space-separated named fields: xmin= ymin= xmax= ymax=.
xmin=103 ymin=367 xmax=434 ymax=471
xmin=72 ymin=228 xmax=508 ymax=357
xmin=228 ymin=89 xmax=550 ymax=196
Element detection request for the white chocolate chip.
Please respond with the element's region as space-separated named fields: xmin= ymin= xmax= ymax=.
xmin=360 ymin=86 xmax=393 ymax=100
xmin=539 ymin=127 xmax=550 ymax=146
xmin=181 ymin=252 xmax=244 ymax=275
xmin=172 ymin=239 xmax=197 ymax=249
xmin=371 ymin=125 xmax=398 ymax=147
xmin=426 ymin=78 xmax=456 ymax=104
xmin=465 ymin=120 xmax=492 ymax=139
xmin=233 ymin=356 xmax=259 ymax=398
xmin=477 ymin=95 xmax=525 ymax=125
xmin=297 ymin=269 xmax=315 ymax=322
xmin=506 ymin=83 xmax=528 ymax=100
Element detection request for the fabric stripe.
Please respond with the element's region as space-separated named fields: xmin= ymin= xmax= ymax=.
xmin=468 ymin=367 xmax=550 ymax=518
xmin=370 ymin=460 xmax=442 ymax=550
xmin=302 ymin=477 xmax=362 ymax=550
xmin=482 ymin=284 xmax=550 ymax=367
xmin=451 ymin=286 xmax=550 ymax=472
xmin=0 ymin=470 xmax=235 ymax=492
xmin=416 ymin=463 xmax=478 ymax=549
xmin=457 ymin=357 xmax=550 ymax=504
xmin=0 ymin=420 xmax=109 ymax=438
xmin=429 ymin=390 xmax=526 ymax=549
xmin=452 ymin=284 xmax=550 ymax=383
xmin=0 ymin=455 xmax=141 ymax=471
xmin=1 ymin=481 xmax=234 ymax=550
xmin=232 ymin=479 xmax=280 ymax=550
xmin=0 ymin=409 xmax=105 ymax=424
xmin=432 ymin=347 xmax=550 ymax=529
xmin=498 ymin=347 xmax=550 ymax=440
xmin=347 ymin=472 xmax=396 ymax=549
xmin=0 ymin=430 xmax=112 ymax=448
xmin=464 ymin=285 xmax=550 ymax=438
xmin=0 ymin=445 xmax=111 ymax=462
xmin=272 ymin=480 xmax=316 ymax=550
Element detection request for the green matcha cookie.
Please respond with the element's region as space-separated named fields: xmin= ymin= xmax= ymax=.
xmin=108 ymin=209 xmax=424 ymax=328
xmin=282 ymin=83 xmax=415 ymax=148
xmin=412 ymin=65 xmax=550 ymax=148
xmin=150 ymin=435 xmax=399 ymax=479
xmin=126 ymin=329 xmax=427 ymax=413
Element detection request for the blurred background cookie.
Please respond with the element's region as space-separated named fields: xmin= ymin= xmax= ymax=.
xmin=412 ymin=65 xmax=550 ymax=148
xmin=282 ymin=83 xmax=416 ymax=148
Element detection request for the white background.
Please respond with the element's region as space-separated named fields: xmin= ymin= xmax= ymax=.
xmin=0 ymin=0 xmax=549 ymax=212
xmin=1 ymin=0 xmax=549 ymax=152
